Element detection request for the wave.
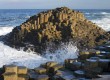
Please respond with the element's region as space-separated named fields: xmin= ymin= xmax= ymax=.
xmin=0 ymin=41 xmax=78 ymax=69
xmin=0 ymin=42 xmax=48 ymax=68
xmin=92 ymin=12 xmax=110 ymax=15
xmin=0 ymin=26 xmax=14 ymax=36
xmin=0 ymin=26 xmax=78 ymax=69
xmin=100 ymin=12 xmax=110 ymax=15
xmin=92 ymin=16 xmax=110 ymax=31
xmin=25 ymin=16 xmax=30 ymax=19
xmin=85 ymin=13 xmax=90 ymax=15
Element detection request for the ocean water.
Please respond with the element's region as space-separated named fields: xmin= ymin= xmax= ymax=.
xmin=0 ymin=9 xmax=110 ymax=68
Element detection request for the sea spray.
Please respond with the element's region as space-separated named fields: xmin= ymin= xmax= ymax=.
xmin=0 ymin=41 xmax=78 ymax=69
xmin=92 ymin=16 xmax=110 ymax=31
xmin=0 ymin=26 xmax=79 ymax=69
xmin=43 ymin=42 xmax=79 ymax=62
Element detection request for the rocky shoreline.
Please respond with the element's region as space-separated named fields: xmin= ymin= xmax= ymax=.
xmin=4 ymin=7 xmax=110 ymax=53
xmin=1 ymin=7 xmax=110 ymax=80
xmin=0 ymin=44 xmax=110 ymax=80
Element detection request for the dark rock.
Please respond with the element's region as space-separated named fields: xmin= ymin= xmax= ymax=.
xmin=98 ymin=59 xmax=110 ymax=72
xmin=28 ymin=70 xmax=38 ymax=80
xmin=45 ymin=61 xmax=58 ymax=69
xmin=74 ymin=70 xmax=85 ymax=78
xmin=54 ymin=70 xmax=76 ymax=80
xmin=37 ymin=75 xmax=49 ymax=80
xmin=65 ymin=59 xmax=78 ymax=69
xmin=47 ymin=64 xmax=64 ymax=76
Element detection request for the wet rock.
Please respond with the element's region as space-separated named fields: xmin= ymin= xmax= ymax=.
xmin=37 ymin=75 xmax=49 ymax=80
xmin=65 ymin=59 xmax=77 ymax=69
xmin=85 ymin=59 xmax=98 ymax=68
xmin=85 ymin=67 xmax=102 ymax=78
xmin=70 ymin=62 xmax=83 ymax=71
xmin=97 ymin=55 xmax=106 ymax=59
xmin=54 ymin=70 xmax=76 ymax=80
xmin=28 ymin=70 xmax=38 ymax=80
xmin=105 ymin=46 xmax=110 ymax=52
xmin=98 ymin=59 xmax=110 ymax=72
xmin=74 ymin=70 xmax=85 ymax=78
xmin=65 ymin=59 xmax=83 ymax=71
xmin=90 ymin=57 xmax=100 ymax=61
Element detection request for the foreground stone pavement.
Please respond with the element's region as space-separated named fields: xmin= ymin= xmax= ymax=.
xmin=0 ymin=45 xmax=110 ymax=80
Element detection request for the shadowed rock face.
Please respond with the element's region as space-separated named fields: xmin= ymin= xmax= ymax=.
xmin=6 ymin=7 xmax=108 ymax=52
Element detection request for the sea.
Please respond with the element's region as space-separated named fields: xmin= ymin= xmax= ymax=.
xmin=0 ymin=9 xmax=110 ymax=68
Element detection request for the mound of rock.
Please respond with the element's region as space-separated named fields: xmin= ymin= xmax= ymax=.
xmin=6 ymin=7 xmax=108 ymax=52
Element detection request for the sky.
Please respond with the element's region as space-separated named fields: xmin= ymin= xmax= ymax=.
xmin=0 ymin=0 xmax=109 ymax=9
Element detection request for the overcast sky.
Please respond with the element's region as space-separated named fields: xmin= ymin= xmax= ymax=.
xmin=0 ymin=0 xmax=109 ymax=9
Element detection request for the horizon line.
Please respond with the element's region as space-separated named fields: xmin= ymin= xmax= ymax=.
xmin=0 ymin=8 xmax=110 ymax=10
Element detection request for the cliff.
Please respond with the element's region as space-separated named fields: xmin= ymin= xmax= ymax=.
xmin=6 ymin=7 xmax=108 ymax=52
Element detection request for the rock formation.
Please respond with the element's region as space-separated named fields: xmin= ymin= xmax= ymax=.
xmin=6 ymin=7 xmax=108 ymax=53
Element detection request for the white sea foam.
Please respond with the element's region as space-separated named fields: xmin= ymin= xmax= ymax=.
xmin=44 ymin=42 xmax=78 ymax=62
xmin=92 ymin=14 xmax=110 ymax=31
xmin=85 ymin=13 xmax=90 ymax=15
xmin=25 ymin=15 xmax=30 ymax=19
xmin=0 ymin=26 xmax=14 ymax=35
xmin=0 ymin=26 xmax=78 ymax=69
xmin=100 ymin=12 xmax=110 ymax=15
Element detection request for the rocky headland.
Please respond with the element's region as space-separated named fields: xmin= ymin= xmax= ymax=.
xmin=0 ymin=7 xmax=110 ymax=80
xmin=4 ymin=7 xmax=110 ymax=53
